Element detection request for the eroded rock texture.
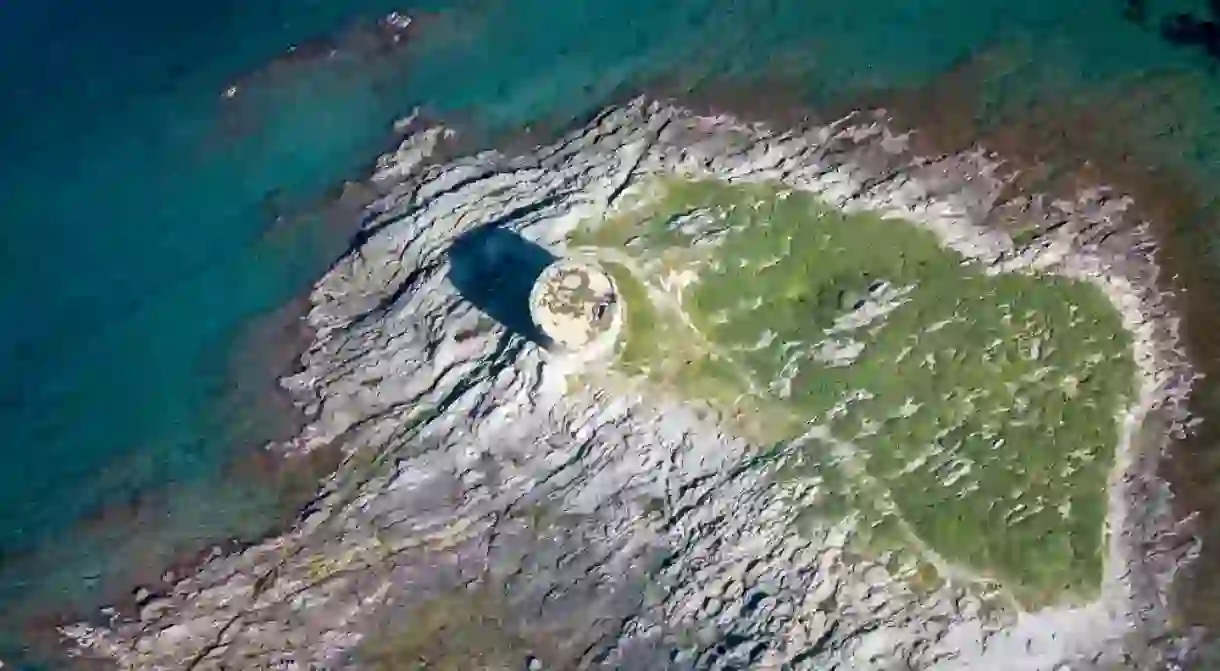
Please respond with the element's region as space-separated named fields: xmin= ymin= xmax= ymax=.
xmin=63 ymin=100 xmax=1197 ymax=670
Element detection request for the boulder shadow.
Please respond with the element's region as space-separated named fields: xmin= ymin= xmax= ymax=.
xmin=447 ymin=225 xmax=556 ymax=347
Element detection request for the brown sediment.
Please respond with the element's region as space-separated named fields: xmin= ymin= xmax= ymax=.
xmin=1 ymin=286 xmax=344 ymax=670
xmin=216 ymin=11 xmax=429 ymax=101
xmin=222 ymin=291 xmax=317 ymax=426
xmin=207 ymin=8 xmax=455 ymax=153
xmin=207 ymin=0 xmax=501 ymax=147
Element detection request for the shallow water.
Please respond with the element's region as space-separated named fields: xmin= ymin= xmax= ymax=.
xmin=5 ymin=0 xmax=1220 ymax=665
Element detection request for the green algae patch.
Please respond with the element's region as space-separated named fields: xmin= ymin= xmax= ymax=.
xmin=571 ymin=178 xmax=1136 ymax=608
xmin=600 ymin=261 xmax=660 ymax=375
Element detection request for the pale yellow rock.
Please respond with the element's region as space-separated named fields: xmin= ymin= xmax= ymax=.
xmin=529 ymin=259 xmax=619 ymax=354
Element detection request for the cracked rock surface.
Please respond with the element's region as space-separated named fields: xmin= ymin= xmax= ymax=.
xmin=62 ymin=99 xmax=1197 ymax=670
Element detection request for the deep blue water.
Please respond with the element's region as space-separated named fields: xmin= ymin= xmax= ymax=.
xmin=5 ymin=0 xmax=1220 ymax=665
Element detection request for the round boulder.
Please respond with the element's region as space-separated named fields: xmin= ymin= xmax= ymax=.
xmin=528 ymin=259 xmax=619 ymax=354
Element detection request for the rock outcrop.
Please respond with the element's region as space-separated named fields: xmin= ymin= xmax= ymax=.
xmin=62 ymin=99 xmax=1198 ymax=670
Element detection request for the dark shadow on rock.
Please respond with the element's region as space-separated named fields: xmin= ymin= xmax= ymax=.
xmin=447 ymin=225 xmax=556 ymax=347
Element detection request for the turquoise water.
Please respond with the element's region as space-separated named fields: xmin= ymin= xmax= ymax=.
xmin=0 ymin=0 xmax=415 ymax=545
xmin=4 ymin=0 xmax=1220 ymax=665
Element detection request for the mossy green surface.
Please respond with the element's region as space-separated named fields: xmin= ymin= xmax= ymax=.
xmin=572 ymin=178 xmax=1135 ymax=607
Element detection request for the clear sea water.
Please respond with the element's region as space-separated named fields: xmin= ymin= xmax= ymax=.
xmin=4 ymin=0 xmax=1220 ymax=665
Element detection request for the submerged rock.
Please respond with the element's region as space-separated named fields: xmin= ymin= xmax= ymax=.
xmin=60 ymin=98 xmax=1199 ymax=669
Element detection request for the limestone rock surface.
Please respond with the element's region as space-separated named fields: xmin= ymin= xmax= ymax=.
xmin=60 ymin=99 xmax=1200 ymax=670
